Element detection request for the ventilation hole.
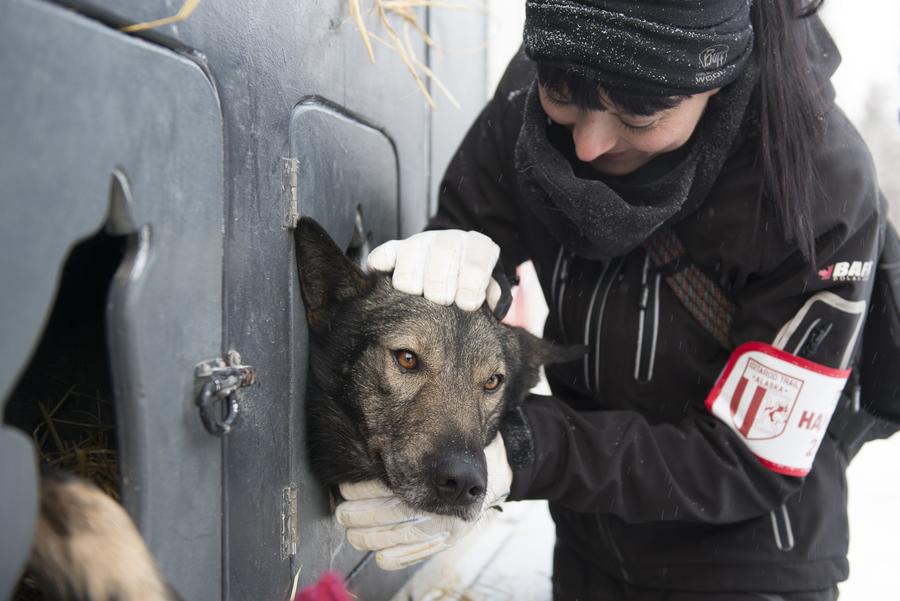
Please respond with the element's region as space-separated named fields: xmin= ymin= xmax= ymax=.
xmin=345 ymin=206 xmax=372 ymax=270
xmin=5 ymin=227 xmax=128 ymax=498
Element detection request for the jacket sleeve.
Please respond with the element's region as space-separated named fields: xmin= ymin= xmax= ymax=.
xmin=506 ymin=396 xmax=805 ymax=523
xmin=505 ymin=108 xmax=886 ymax=525
xmin=427 ymin=50 xmax=535 ymax=276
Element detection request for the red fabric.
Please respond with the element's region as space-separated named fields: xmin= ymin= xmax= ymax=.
xmin=293 ymin=571 xmax=352 ymax=601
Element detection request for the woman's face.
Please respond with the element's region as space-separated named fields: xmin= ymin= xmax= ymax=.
xmin=538 ymin=85 xmax=720 ymax=176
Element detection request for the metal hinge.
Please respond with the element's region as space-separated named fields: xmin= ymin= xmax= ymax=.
xmin=193 ymin=351 xmax=256 ymax=436
xmin=281 ymin=157 xmax=300 ymax=229
xmin=281 ymin=485 xmax=299 ymax=559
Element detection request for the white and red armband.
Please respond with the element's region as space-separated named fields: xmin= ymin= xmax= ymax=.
xmin=705 ymin=342 xmax=849 ymax=476
xmin=705 ymin=292 xmax=867 ymax=477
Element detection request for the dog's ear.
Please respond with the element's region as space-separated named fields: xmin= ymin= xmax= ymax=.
xmin=294 ymin=217 xmax=373 ymax=314
xmin=514 ymin=327 xmax=586 ymax=368
xmin=502 ymin=325 xmax=586 ymax=402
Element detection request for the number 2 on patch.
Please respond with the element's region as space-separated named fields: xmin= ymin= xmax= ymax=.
xmin=806 ymin=438 xmax=819 ymax=457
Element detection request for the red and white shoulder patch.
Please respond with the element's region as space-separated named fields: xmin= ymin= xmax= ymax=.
xmin=705 ymin=342 xmax=850 ymax=477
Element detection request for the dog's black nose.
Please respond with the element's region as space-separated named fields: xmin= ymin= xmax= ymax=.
xmin=431 ymin=455 xmax=486 ymax=506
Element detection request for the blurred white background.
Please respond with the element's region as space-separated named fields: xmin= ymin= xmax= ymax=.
xmin=401 ymin=1 xmax=900 ymax=599
xmin=822 ymin=1 xmax=900 ymax=226
xmin=819 ymin=5 xmax=900 ymax=595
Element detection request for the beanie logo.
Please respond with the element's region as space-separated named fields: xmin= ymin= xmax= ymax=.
xmin=699 ymin=45 xmax=729 ymax=70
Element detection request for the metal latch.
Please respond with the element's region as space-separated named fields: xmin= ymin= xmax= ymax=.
xmin=194 ymin=351 xmax=256 ymax=436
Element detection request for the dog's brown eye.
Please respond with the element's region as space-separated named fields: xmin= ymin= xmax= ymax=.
xmin=484 ymin=374 xmax=504 ymax=391
xmin=394 ymin=349 xmax=419 ymax=371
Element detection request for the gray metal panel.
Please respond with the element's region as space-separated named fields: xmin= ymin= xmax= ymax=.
xmin=291 ymin=100 xmax=399 ymax=243
xmin=0 ymin=1 xmax=225 ymax=600
xmin=427 ymin=7 xmax=490 ymax=213
xmin=286 ymin=100 xmax=409 ymax=593
xmin=62 ymin=0 xmax=434 ymax=235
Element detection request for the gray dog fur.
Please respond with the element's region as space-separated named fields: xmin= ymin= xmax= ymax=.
xmin=295 ymin=217 xmax=582 ymax=520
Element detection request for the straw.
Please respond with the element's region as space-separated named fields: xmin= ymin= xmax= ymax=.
xmin=120 ymin=0 xmax=201 ymax=33
xmin=348 ymin=0 xmax=483 ymax=108
xmin=32 ymin=387 xmax=119 ymax=500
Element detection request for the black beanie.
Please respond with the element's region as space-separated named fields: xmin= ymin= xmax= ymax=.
xmin=524 ymin=0 xmax=754 ymax=95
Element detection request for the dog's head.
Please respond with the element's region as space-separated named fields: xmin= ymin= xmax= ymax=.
xmin=295 ymin=217 xmax=581 ymax=520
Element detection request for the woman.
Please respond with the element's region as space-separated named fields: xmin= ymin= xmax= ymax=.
xmin=335 ymin=1 xmax=890 ymax=598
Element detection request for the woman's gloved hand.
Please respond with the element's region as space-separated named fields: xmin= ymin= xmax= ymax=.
xmin=367 ymin=229 xmax=502 ymax=312
xmin=334 ymin=434 xmax=514 ymax=571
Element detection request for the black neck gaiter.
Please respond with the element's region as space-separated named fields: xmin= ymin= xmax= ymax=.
xmin=513 ymin=58 xmax=759 ymax=260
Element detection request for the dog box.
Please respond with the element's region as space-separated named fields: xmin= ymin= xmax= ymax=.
xmin=0 ymin=1 xmax=487 ymax=599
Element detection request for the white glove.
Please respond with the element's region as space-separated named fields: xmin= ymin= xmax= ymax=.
xmin=367 ymin=230 xmax=502 ymax=312
xmin=335 ymin=434 xmax=514 ymax=571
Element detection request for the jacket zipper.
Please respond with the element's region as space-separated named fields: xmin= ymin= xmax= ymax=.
xmin=583 ymin=261 xmax=611 ymax=389
xmin=634 ymin=254 xmax=661 ymax=382
xmin=550 ymin=246 xmax=565 ymax=311
xmin=592 ymin=258 xmax=624 ymax=393
xmin=552 ymin=247 xmax=570 ymax=344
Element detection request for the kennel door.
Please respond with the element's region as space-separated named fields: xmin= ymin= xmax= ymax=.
xmin=0 ymin=1 xmax=224 ymax=600
xmin=290 ymin=100 xmax=399 ymax=252
xmin=283 ymin=100 xmax=409 ymax=594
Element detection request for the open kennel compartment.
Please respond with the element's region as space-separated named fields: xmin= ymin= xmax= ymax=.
xmin=0 ymin=1 xmax=488 ymax=600
xmin=0 ymin=1 xmax=226 ymax=599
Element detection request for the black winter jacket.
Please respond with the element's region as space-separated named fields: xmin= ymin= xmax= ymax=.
xmin=428 ymin=39 xmax=889 ymax=594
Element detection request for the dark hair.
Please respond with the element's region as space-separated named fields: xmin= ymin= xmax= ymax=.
xmin=752 ymin=0 xmax=828 ymax=262
xmin=536 ymin=0 xmax=829 ymax=262
xmin=536 ymin=63 xmax=686 ymax=116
